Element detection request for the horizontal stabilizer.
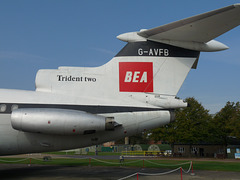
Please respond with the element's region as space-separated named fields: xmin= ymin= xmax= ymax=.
xmin=138 ymin=4 xmax=240 ymax=43
xmin=118 ymin=4 xmax=240 ymax=51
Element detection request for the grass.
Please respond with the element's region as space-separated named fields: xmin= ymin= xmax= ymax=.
xmin=0 ymin=157 xmax=240 ymax=172
xmin=191 ymin=161 xmax=240 ymax=172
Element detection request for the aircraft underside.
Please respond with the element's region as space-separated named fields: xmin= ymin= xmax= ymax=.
xmin=0 ymin=103 xmax=171 ymax=155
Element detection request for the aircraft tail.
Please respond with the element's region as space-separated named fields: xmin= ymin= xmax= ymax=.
xmin=35 ymin=40 xmax=199 ymax=99
xmin=114 ymin=40 xmax=199 ymax=96
xmin=35 ymin=3 xmax=240 ymax=102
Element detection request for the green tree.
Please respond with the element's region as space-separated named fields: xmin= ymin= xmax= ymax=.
xmin=228 ymin=102 xmax=240 ymax=139
xmin=150 ymin=97 xmax=213 ymax=155
xmin=213 ymin=101 xmax=240 ymax=143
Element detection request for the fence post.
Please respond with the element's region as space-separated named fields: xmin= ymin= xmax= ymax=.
xmin=180 ymin=167 xmax=183 ymax=180
xmin=89 ymin=158 xmax=91 ymax=167
xmin=191 ymin=161 xmax=195 ymax=176
xmin=28 ymin=158 xmax=31 ymax=167
xmin=137 ymin=173 xmax=139 ymax=180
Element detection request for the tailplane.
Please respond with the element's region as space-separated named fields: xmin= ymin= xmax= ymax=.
xmin=35 ymin=4 xmax=240 ymax=104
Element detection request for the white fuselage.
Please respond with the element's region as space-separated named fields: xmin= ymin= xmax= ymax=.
xmin=0 ymin=89 xmax=171 ymax=155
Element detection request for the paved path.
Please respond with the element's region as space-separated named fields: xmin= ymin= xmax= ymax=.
xmin=1 ymin=154 xmax=240 ymax=179
xmin=1 ymin=164 xmax=240 ymax=180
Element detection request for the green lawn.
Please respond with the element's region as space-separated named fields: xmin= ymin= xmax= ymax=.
xmin=0 ymin=157 xmax=240 ymax=172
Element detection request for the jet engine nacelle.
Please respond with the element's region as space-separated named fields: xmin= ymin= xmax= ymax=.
xmin=11 ymin=108 xmax=115 ymax=135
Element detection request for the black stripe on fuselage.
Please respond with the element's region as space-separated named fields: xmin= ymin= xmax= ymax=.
xmin=0 ymin=103 xmax=170 ymax=114
xmin=115 ymin=40 xmax=200 ymax=57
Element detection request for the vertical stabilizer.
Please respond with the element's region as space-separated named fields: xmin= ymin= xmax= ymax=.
xmin=35 ymin=40 xmax=200 ymax=98
xmin=115 ymin=41 xmax=200 ymax=96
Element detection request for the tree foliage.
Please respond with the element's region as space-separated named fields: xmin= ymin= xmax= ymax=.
xmin=213 ymin=101 xmax=240 ymax=143
xmin=150 ymin=97 xmax=214 ymax=145
xmin=150 ymin=98 xmax=240 ymax=147
xmin=228 ymin=102 xmax=240 ymax=139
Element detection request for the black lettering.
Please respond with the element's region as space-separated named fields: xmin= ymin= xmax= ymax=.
xmin=67 ymin=76 xmax=72 ymax=81
xmin=85 ymin=77 xmax=97 ymax=82
xmin=57 ymin=75 xmax=62 ymax=81
xmin=75 ymin=77 xmax=81 ymax=81
xmin=57 ymin=75 xmax=96 ymax=82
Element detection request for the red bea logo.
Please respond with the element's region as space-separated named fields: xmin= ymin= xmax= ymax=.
xmin=119 ymin=62 xmax=153 ymax=92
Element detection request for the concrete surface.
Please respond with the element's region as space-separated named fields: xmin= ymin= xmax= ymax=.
xmin=1 ymin=164 xmax=240 ymax=180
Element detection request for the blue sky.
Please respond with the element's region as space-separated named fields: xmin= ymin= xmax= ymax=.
xmin=0 ymin=0 xmax=239 ymax=113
